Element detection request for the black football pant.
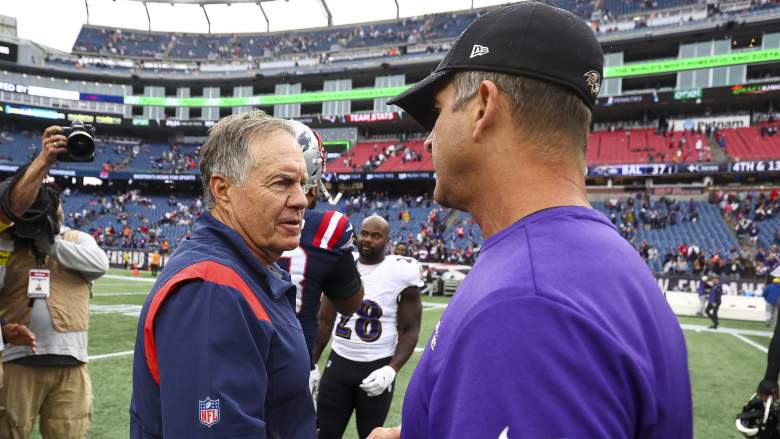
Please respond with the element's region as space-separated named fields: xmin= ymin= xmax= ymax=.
xmin=317 ymin=351 xmax=394 ymax=439
xmin=706 ymin=302 xmax=720 ymax=328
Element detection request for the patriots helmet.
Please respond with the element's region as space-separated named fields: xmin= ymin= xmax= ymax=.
xmin=288 ymin=119 xmax=341 ymax=204
xmin=288 ymin=120 xmax=341 ymax=205
xmin=289 ymin=120 xmax=325 ymax=193
xmin=737 ymin=394 xmax=780 ymax=438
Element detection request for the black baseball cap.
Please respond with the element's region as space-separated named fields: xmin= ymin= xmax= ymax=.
xmin=388 ymin=2 xmax=604 ymax=130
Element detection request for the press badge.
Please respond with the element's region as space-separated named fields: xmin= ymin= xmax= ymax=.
xmin=27 ymin=269 xmax=51 ymax=299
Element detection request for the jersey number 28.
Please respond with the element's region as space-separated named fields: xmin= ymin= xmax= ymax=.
xmin=335 ymin=299 xmax=383 ymax=342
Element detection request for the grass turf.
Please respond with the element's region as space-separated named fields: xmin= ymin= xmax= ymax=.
xmin=23 ymin=271 xmax=774 ymax=438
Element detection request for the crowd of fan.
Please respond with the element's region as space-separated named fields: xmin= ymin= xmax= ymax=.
xmin=74 ymin=12 xmax=474 ymax=61
xmin=656 ymin=241 xmax=779 ymax=280
xmin=63 ymin=189 xmax=204 ymax=251
xmin=655 ymin=123 xmax=721 ymax=163
xmin=712 ymin=189 xmax=780 ymax=225
xmin=61 ymin=185 xmax=780 ymax=277
xmin=342 ymin=193 xmax=479 ymax=265
xmin=341 ymin=141 xmax=424 ymax=173
xmin=642 ymin=190 xmax=780 ymax=279
xmin=148 ymin=144 xmax=199 ymax=173
xmin=69 ymin=0 xmax=770 ymax=65
xmin=607 ymin=192 xmax=700 ymax=243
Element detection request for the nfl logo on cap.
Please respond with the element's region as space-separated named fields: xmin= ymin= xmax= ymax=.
xmin=199 ymin=397 xmax=220 ymax=428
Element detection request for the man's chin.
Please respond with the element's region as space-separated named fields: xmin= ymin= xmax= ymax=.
xmin=358 ymin=250 xmax=375 ymax=260
xmin=277 ymin=235 xmax=302 ymax=252
xmin=433 ymin=185 xmax=452 ymax=209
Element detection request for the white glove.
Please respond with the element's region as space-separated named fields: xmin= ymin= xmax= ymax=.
xmin=309 ymin=365 xmax=320 ymax=403
xmin=359 ymin=365 xmax=396 ymax=397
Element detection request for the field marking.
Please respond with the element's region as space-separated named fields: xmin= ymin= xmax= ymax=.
xmin=93 ymin=292 xmax=149 ymax=297
xmin=89 ymin=350 xmax=134 ymax=361
xmin=731 ymin=333 xmax=769 ymax=353
xmin=90 ymin=304 xmax=142 ymax=317
xmin=102 ymin=274 xmax=156 ymax=283
xmin=680 ymin=323 xmax=772 ymax=337
xmin=421 ymin=302 xmax=447 ymax=310
xmin=86 ymin=298 xmax=446 ymax=360
xmin=680 ymin=323 xmax=771 ymax=353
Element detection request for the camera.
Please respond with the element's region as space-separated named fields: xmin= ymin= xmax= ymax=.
xmin=58 ymin=121 xmax=96 ymax=162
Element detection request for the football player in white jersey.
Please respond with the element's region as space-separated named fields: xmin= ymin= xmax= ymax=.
xmin=313 ymin=215 xmax=423 ymax=439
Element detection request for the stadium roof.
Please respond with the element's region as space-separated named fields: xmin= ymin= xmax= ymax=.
xmin=0 ymin=0 xmax=521 ymax=53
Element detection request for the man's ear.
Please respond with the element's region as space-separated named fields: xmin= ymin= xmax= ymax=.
xmin=209 ymin=174 xmax=232 ymax=210
xmin=472 ymin=80 xmax=502 ymax=141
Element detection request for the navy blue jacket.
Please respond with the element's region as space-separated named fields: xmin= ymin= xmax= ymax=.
xmin=130 ymin=212 xmax=315 ymax=438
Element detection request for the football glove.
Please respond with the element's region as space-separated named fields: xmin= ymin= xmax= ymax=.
xmin=360 ymin=365 xmax=396 ymax=397
xmin=736 ymin=393 xmax=779 ymax=438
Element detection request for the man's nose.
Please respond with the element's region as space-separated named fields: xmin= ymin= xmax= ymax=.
xmin=424 ymin=131 xmax=434 ymax=153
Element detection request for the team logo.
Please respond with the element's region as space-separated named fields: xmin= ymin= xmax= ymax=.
xmin=199 ymin=397 xmax=220 ymax=428
xmin=470 ymin=44 xmax=489 ymax=59
xmin=340 ymin=232 xmax=354 ymax=250
xmin=583 ymin=70 xmax=602 ymax=97
xmin=297 ymin=131 xmax=313 ymax=152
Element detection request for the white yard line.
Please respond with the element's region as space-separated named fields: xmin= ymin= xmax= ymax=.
xmin=87 ymin=321 xmax=772 ymax=365
xmin=421 ymin=301 xmax=447 ymax=309
xmin=731 ymin=333 xmax=769 ymax=353
xmin=680 ymin=323 xmax=771 ymax=353
xmin=89 ymin=350 xmax=134 ymax=361
xmin=92 ymin=292 xmax=149 ymax=297
xmin=102 ymin=274 xmax=156 ymax=283
xmin=679 ymin=323 xmax=773 ymax=337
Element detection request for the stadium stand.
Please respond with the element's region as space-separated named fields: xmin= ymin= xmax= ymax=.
xmin=60 ymin=184 xmax=779 ymax=279
xmin=0 ymin=130 xmax=198 ymax=174
xmin=3 ymin=120 xmax=774 ymax=180
xmin=71 ymin=0 xmax=767 ymax=62
xmin=72 ymin=12 xmax=479 ymax=60
xmin=326 ymin=139 xmax=430 ymax=173
xmin=588 ymin=128 xmax=712 ymax=164
xmin=593 ymin=196 xmax=739 ymax=272
xmin=720 ymin=122 xmax=780 ymax=161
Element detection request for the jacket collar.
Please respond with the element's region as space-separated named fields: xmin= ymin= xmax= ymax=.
xmin=192 ymin=212 xmax=294 ymax=299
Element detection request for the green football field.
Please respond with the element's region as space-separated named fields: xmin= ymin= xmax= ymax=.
xmin=28 ymin=269 xmax=770 ymax=438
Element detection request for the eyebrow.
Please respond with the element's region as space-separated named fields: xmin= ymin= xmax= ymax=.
xmin=268 ymin=171 xmax=301 ymax=182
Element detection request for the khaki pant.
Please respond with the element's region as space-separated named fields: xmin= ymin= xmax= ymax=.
xmin=0 ymin=362 xmax=93 ymax=439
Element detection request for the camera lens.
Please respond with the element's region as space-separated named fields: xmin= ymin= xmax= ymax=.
xmin=66 ymin=131 xmax=95 ymax=161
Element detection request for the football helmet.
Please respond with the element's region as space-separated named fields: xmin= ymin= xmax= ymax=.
xmin=737 ymin=394 xmax=780 ymax=438
xmin=288 ymin=120 xmax=340 ymax=205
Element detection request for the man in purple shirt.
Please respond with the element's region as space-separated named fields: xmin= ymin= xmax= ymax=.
xmin=370 ymin=3 xmax=693 ymax=438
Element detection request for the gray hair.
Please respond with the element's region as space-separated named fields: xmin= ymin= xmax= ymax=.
xmin=199 ymin=109 xmax=294 ymax=209
xmin=450 ymin=71 xmax=592 ymax=164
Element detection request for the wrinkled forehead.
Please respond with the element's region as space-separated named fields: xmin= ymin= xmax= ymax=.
xmin=250 ymin=131 xmax=306 ymax=173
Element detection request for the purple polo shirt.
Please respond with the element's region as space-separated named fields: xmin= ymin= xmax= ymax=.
xmin=401 ymin=206 xmax=692 ymax=439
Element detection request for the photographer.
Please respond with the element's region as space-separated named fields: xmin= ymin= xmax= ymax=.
xmin=0 ymin=125 xmax=109 ymax=439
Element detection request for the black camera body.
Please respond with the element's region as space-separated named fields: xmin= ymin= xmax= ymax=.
xmin=58 ymin=121 xmax=96 ymax=162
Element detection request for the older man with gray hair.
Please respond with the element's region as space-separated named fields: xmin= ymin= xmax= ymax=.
xmin=130 ymin=110 xmax=315 ymax=438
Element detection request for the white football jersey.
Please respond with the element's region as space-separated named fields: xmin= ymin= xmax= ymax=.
xmin=330 ymin=254 xmax=423 ymax=362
